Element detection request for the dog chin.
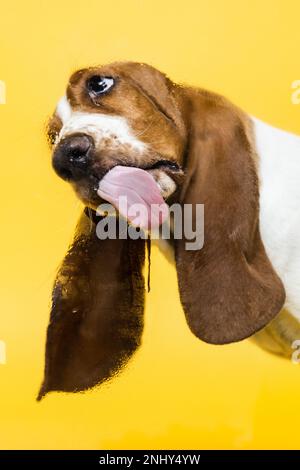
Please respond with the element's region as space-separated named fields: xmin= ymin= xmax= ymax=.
xmin=71 ymin=180 xmax=102 ymax=209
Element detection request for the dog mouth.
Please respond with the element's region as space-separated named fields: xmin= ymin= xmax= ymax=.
xmin=72 ymin=158 xmax=183 ymax=215
xmin=95 ymin=158 xmax=180 ymax=179
xmin=96 ymin=163 xmax=180 ymax=231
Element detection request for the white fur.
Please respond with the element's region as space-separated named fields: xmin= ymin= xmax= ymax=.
xmin=56 ymin=95 xmax=72 ymax=123
xmin=55 ymin=95 xmax=147 ymax=152
xmin=253 ymin=117 xmax=300 ymax=321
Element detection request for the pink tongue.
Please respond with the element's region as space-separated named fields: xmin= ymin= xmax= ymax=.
xmin=97 ymin=166 xmax=169 ymax=230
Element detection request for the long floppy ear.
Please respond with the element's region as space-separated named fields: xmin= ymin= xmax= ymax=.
xmin=38 ymin=210 xmax=145 ymax=399
xmin=175 ymin=89 xmax=285 ymax=344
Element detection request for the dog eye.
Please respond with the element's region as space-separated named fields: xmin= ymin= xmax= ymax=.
xmin=86 ymin=76 xmax=114 ymax=96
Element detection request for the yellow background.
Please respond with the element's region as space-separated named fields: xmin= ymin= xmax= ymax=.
xmin=0 ymin=0 xmax=300 ymax=450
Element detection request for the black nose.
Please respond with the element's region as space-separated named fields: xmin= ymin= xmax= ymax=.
xmin=52 ymin=134 xmax=93 ymax=181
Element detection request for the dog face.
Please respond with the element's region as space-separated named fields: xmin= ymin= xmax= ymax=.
xmin=39 ymin=62 xmax=285 ymax=399
xmin=48 ymin=62 xmax=187 ymax=208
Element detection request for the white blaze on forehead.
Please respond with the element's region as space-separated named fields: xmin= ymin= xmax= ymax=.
xmin=55 ymin=95 xmax=147 ymax=152
xmin=56 ymin=95 xmax=72 ymax=123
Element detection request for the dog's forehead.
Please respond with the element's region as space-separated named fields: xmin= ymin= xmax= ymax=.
xmin=51 ymin=62 xmax=185 ymax=154
xmin=59 ymin=62 xmax=156 ymax=116
xmin=55 ymin=62 xmax=164 ymax=121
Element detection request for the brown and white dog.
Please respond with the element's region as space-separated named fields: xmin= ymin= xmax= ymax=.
xmin=38 ymin=61 xmax=300 ymax=399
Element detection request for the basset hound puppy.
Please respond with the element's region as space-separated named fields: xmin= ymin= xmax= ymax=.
xmin=38 ymin=61 xmax=300 ymax=399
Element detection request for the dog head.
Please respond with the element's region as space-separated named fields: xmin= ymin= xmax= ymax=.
xmin=48 ymin=62 xmax=187 ymax=207
xmin=39 ymin=62 xmax=285 ymax=399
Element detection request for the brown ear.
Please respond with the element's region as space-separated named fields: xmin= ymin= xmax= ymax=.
xmin=38 ymin=210 xmax=145 ymax=399
xmin=175 ymin=89 xmax=285 ymax=344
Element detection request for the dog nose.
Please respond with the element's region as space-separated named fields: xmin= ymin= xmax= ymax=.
xmin=52 ymin=134 xmax=93 ymax=181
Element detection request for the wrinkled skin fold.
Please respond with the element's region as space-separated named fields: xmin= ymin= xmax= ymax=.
xmin=38 ymin=211 xmax=145 ymax=400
